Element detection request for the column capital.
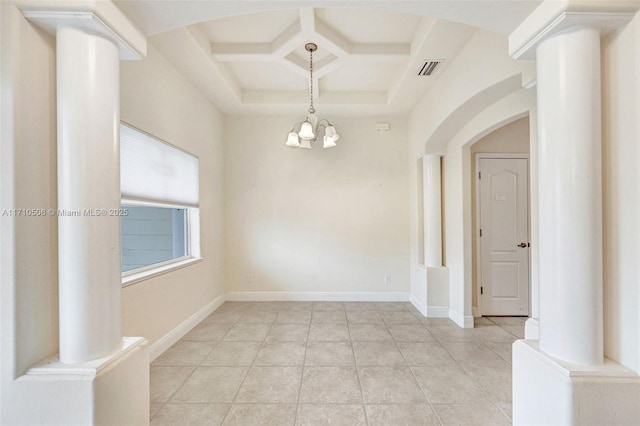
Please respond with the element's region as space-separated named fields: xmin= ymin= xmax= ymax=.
xmin=509 ymin=0 xmax=638 ymax=59
xmin=17 ymin=0 xmax=146 ymax=60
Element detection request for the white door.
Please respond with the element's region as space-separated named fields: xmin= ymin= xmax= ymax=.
xmin=478 ymin=157 xmax=529 ymax=316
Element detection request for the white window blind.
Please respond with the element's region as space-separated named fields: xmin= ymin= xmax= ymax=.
xmin=120 ymin=124 xmax=199 ymax=207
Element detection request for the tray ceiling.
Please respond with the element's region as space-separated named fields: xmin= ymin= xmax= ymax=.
xmin=148 ymin=7 xmax=483 ymax=116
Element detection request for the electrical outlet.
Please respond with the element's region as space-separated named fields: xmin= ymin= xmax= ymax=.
xmin=247 ymin=274 xmax=253 ymax=284
xmin=384 ymin=274 xmax=392 ymax=284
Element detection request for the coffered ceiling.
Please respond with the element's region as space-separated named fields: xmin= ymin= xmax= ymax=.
xmin=115 ymin=2 xmax=542 ymax=116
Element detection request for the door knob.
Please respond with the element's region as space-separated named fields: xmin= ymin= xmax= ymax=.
xmin=517 ymin=242 xmax=528 ymax=248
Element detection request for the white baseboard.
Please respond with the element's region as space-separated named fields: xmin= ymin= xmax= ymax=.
xmin=449 ymin=308 xmax=475 ymax=328
xmin=426 ymin=306 xmax=449 ymax=318
xmin=225 ymin=291 xmax=410 ymax=302
xmin=410 ymin=295 xmax=450 ymax=318
xmin=148 ymin=293 xmax=226 ymax=361
xmin=410 ymin=294 xmax=427 ymax=316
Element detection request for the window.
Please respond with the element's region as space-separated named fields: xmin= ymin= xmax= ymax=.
xmin=120 ymin=123 xmax=200 ymax=283
xmin=121 ymin=205 xmax=188 ymax=272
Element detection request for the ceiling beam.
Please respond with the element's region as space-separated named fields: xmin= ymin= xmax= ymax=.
xmin=298 ymin=8 xmax=315 ymax=33
xmin=242 ymin=89 xmax=388 ymax=105
xmin=272 ymin=20 xmax=305 ymax=57
xmin=212 ymin=43 xmax=272 ymax=61
xmin=312 ymin=19 xmax=350 ymax=57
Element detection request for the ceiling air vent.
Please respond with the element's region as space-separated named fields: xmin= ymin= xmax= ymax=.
xmin=418 ymin=60 xmax=443 ymax=76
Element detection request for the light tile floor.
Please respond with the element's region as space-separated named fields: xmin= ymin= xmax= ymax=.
xmin=150 ymin=301 xmax=525 ymax=425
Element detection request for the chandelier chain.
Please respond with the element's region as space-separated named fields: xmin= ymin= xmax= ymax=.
xmin=309 ymin=48 xmax=315 ymax=114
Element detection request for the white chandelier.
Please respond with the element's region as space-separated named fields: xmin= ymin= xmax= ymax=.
xmin=285 ymin=43 xmax=340 ymax=149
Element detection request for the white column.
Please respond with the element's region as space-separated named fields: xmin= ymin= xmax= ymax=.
xmin=537 ymin=26 xmax=603 ymax=366
xmin=423 ymin=155 xmax=442 ymax=267
xmin=57 ymin=26 xmax=122 ymax=363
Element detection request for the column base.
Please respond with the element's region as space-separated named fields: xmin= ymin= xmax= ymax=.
xmin=14 ymin=337 xmax=149 ymax=425
xmin=513 ymin=340 xmax=640 ymax=425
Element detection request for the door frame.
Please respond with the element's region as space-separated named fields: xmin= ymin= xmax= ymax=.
xmin=475 ymin=153 xmax=530 ymax=317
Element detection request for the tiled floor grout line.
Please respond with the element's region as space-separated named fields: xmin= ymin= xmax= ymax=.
xmin=346 ymin=314 xmax=370 ymax=426
xmin=292 ymin=318 xmax=310 ymax=426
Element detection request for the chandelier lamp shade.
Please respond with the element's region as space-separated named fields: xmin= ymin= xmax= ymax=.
xmin=285 ymin=43 xmax=340 ymax=149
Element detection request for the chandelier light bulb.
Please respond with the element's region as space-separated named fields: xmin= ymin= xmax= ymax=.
xmin=285 ymin=131 xmax=301 ymax=147
xmin=323 ymin=135 xmax=337 ymax=149
xmin=298 ymin=121 xmax=315 ymax=140
xmin=325 ymin=125 xmax=339 ymax=141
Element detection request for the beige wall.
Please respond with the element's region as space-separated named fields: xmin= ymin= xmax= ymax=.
xmin=1 ymin=4 xmax=59 ymax=421
xmin=470 ymin=117 xmax=530 ymax=155
xmin=602 ymin=13 xmax=640 ymax=373
xmin=224 ymin=116 xmax=410 ymax=295
xmin=1 ymin=1 xmax=58 ymax=378
xmin=120 ymin=44 xmax=225 ymax=346
xmin=470 ymin=117 xmax=530 ymax=310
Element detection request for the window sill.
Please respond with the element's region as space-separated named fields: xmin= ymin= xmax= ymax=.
xmin=122 ymin=257 xmax=203 ymax=287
